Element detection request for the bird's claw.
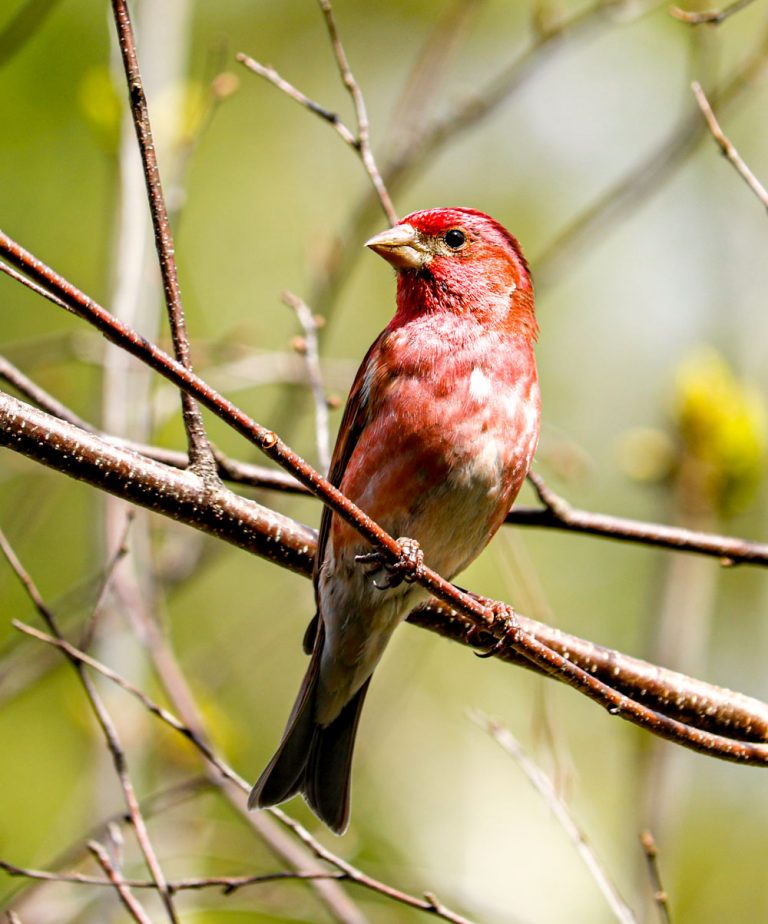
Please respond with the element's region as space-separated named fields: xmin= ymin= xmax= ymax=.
xmin=472 ymin=600 xmax=520 ymax=658
xmin=355 ymin=537 xmax=425 ymax=589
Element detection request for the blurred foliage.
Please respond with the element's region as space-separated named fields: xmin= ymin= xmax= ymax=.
xmin=1 ymin=0 xmax=768 ymax=922
xmin=674 ymin=345 xmax=767 ymax=515
xmin=618 ymin=345 xmax=767 ymax=516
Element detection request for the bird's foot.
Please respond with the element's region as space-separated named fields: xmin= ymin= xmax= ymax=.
xmin=472 ymin=600 xmax=520 ymax=658
xmin=355 ymin=537 xmax=425 ymax=590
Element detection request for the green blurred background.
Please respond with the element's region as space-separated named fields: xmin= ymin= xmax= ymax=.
xmin=1 ymin=0 xmax=767 ymax=921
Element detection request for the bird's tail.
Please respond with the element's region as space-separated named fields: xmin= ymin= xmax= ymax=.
xmin=248 ymin=624 xmax=370 ymax=835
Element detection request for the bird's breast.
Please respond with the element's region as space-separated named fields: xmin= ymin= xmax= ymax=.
xmin=333 ymin=330 xmax=540 ymax=580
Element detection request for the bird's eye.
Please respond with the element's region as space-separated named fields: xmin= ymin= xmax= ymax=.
xmin=444 ymin=229 xmax=466 ymax=250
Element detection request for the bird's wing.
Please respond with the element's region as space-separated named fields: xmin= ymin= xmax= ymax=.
xmin=314 ymin=329 xmax=388 ymax=586
xmin=303 ymin=330 xmax=389 ymax=653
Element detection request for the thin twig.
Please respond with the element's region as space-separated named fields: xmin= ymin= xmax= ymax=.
xmin=639 ymin=831 xmax=672 ymax=923
xmin=110 ymin=0 xmax=218 ymax=482
xmin=0 ymin=859 xmax=344 ymax=892
xmin=516 ymin=471 xmax=768 ymax=566
xmin=282 ymin=290 xmax=331 ymax=473
xmin=236 ymin=54 xmax=358 ymax=145
xmin=87 ymin=841 xmax=153 ymax=924
xmin=671 ymin=0 xmax=757 ymax=25
xmin=237 ymin=0 xmax=398 ymax=226
xmin=0 ymin=354 xmax=93 ymax=430
xmin=269 ymin=808 xmax=474 ymax=924
xmin=3 ymin=854 xmax=470 ymax=920
xmin=691 ymin=80 xmax=768 ymax=211
xmin=472 ymin=713 xmax=636 ymax=924
xmin=315 ymin=0 xmax=398 ymax=225
xmin=0 ymin=531 xmax=180 ymax=924
xmin=534 ymin=26 xmax=768 ymax=287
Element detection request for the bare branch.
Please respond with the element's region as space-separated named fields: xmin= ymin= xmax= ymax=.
xmin=110 ymin=0 xmax=218 ymax=481
xmin=0 ymin=858 xmax=344 ymax=892
xmin=4 ymin=390 xmax=768 ymax=762
xmin=237 ymin=0 xmax=398 ymax=226
xmin=411 ymin=598 xmax=768 ymax=744
xmin=513 ymin=472 xmax=768 ymax=567
xmin=236 ymin=53 xmax=358 ymax=145
xmin=691 ymin=80 xmax=768 ymax=211
xmin=0 ymin=391 xmax=315 ymax=574
xmin=639 ymin=831 xmax=672 ymax=924
xmin=1 ymin=852 xmax=474 ymax=923
xmin=282 ymin=290 xmax=331 ymax=473
xmin=472 ymin=713 xmax=636 ymax=924
xmin=87 ymin=841 xmax=153 ymax=924
xmin=315 ymin=0 xmax=398 ymax=225
xmin=4 ymin=349 xmax=766 ymax=567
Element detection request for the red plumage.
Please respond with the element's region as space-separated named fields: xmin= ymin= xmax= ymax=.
xmin=249 ymin=207 xmax=540 ymax=833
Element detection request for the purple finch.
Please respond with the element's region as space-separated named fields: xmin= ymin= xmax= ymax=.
xmin=250 ymin=207 xmax=540 ymax=833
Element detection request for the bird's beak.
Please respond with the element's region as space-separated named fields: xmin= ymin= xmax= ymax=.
xmin=365 ymin=224 xmax=430 ymax=271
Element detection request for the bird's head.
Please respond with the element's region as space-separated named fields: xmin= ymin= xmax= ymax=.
xmin=366 ymin=207 xmax=536 ymax=339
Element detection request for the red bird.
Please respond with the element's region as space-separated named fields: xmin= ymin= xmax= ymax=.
xmin=250 ymin=207 xmax=540 ymax=833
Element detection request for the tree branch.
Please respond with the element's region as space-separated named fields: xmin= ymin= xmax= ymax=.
xmin=110 ymin=0 xmax=218 ymax=481
xmin=3 ymin=390 xmax=768 ymax=760
xmin=0 ymin=390 xmax=315 ymax=574
xmin=3 ymin=333 xmax=767 ymax=569
xmin=472 ymin=713 xmax=635 ymax=924
xmin=87 ymin=841 xmax=152 ymax=924
xmin=691 ymin=79 xmax=768 ymax=211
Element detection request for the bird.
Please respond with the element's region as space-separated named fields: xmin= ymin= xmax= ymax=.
xmin=249 ymin=207 xmax=541 ymax=833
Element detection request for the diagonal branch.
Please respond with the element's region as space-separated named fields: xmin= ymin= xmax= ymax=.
xmin=237 ymin=0 xmax=397 ymax=226
xmin=472 ymin=713 xmax=636 ymax=924
xmin=512 ymin=471 xmax=768 ymax=566
xmin=315 ymin=0 xmax=397 ymax=225
xmin=87 ymin=841 xmax=153 ymax=924
xmin=691 ymin=79 xmax=768 ymax=211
